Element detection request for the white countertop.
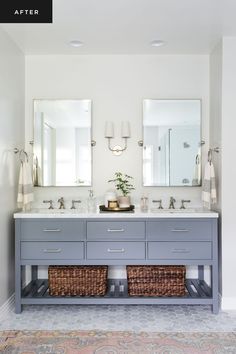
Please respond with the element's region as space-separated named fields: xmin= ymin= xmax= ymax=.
xmin=14 ymin=208 xmax=219 ymax=219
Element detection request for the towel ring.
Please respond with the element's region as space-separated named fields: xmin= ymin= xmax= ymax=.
xmin=195 ymin=154 xmax=200 ymax=165
xmin=208 ymin=150 xmax=212 ymax=165
xmin=20 ymin=150 xmax=28 ymax=163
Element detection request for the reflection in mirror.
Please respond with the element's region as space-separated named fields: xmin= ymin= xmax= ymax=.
xmin=143 ymin=99 xmax=201 ymax=187
xmin=33 ymin=100 xmax=92 ymax=186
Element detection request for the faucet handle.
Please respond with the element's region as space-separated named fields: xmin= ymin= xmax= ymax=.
xmin=43 ymin=200 xmax=54 ymax=209
xmin=180 ymin=199 xmax=191 ymax=209
xmin=169 ymin=196 xmax=176 ymax=209
xmin=71 ymin=200 xmax=81 ymax=209
xmin=152 ymin=199 xmax=163 ymax=209
xmin=58 ymin=197 xmax=65 ymax=209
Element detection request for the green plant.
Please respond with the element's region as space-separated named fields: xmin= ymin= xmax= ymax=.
xmin=108 ymin=172 xmax=135 ymax=197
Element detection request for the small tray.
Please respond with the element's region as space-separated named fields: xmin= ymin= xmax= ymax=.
xmin=99 ymin=205 xmax=135 ymax=213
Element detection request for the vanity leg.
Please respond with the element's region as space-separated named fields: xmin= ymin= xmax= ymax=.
xmin=212 ymin=221 xmax=219 ymax=314
xmin=15 ymin=265 xmax=22 ymax=314
xmin=211 ymin=264 xmax=219 ymax=314
xmin=15 ymin=220 xmax=22 ymax=314
xmin=32 ymin=266 xmax=38 ymax=281
xmin=198 ymin=265 xmax=204 ymax=281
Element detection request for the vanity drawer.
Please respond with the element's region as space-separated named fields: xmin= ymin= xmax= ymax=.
xmin=87 ymin=221 xmax=145 ymax=240
xmin=147 ymin=220 xmax=212 ymax=241
xmin=20 ymin=220 xmax=85 ymax=241
xmin=21 ymin=241 xmax=84 ymax=260
xmin=87 ymin=242 xmax=145 ymax=260
xmin=148 ymin=241 xmax=212 ymax=260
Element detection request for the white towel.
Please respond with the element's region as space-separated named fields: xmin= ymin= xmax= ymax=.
xmin=202 ymin=161 xmax=217 ymax=209
xmin=192 ymin=154 xmax=201 ymax=186
xmin=17 ymin=161 xmax=34 ymax=210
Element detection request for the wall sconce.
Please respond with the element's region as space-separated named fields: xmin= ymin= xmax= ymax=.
xmin=105 ymin=121 xmax=130 ymax=156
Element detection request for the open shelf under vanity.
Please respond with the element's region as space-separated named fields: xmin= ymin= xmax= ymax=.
xmin=21 ymin=278 xmax=212 ymax=305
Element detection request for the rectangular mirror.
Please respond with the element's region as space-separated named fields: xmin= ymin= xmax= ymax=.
xmin=143 ymin=99 xmax=201 ymax=187
xmin=33 ymin=99 xmax=92 ymax=186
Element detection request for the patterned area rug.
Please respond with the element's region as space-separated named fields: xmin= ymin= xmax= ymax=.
xmin=0 ymin=330 xmax=235 ymax=353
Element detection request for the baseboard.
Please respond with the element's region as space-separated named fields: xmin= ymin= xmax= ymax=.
xmin=0 ymin=293 xmax=14 ymax=320
xmin=221 ymin=296 xmax=236 ymax=310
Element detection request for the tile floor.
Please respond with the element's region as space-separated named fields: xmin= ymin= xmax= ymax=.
xmin=1 ymin=305 xmax=236 ymax=332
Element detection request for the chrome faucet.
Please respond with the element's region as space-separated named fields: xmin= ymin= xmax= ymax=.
xmin=71 ymin=200 xmax=81 ymax=209
xmin=180 ymin=199 xmax=191 ymax=209
xmin=58 ymin=197 xmax=65 ymax=209
xmin=169 ymin=197 xmax=176 ymax=209
xmin=43 ymin=200 xmax=54 ymax=209
xmin=152 ymin=199 xmax=163 ymax=209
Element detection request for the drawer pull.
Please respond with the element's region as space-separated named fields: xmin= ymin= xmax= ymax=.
xmin=172 ymin=248 xmax=190 ymax=253
xmin=171 ymin=229 xmax=189 ymax=232
xmin=43 ymin=248 xmax=62 ymax=253
xmin=107 ymin=228 xmax=125 ymax=233
xmin=43 ymin=229 xmax=61 ymax=232
xmin=107 ymin=248 xmax=125 ymax=253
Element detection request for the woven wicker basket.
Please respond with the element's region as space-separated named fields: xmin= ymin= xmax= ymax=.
xmin=127 ymin=265 xmax=186 ymax=297
xmin=48 ymin=266 xmax=108 ymax=296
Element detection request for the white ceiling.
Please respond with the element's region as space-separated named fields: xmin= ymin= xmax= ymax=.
xmin=1 ymin=0 xmax=236 ymax=55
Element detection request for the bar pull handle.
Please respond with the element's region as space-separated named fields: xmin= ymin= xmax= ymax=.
xmin=43 ymin=248 xmax=62 ymax=253
xmin=172 ymin=248 xmax=190 ymax=253
xmin=171 ymin=229 xmax=189 ymax=232
xmin=107 ymin=248 xmax=125 ymax=253
xmin=43 ymin=229 xmax=61 ymax=232
xmin=107 ymin=228 xmax=125 ymax=232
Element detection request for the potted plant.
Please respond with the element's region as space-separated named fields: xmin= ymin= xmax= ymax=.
xmin=108 ymin=172 xmax=135 ymax=208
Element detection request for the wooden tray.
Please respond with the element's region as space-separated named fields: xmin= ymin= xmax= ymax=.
xmin=99 ymin=205 xmax=135 ymax=212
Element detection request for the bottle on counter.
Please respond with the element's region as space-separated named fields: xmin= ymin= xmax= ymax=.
xmin=87 ymin=189 xmax=97 ymax=213
xmin=140 ymin=196 xmax=149 ymax=212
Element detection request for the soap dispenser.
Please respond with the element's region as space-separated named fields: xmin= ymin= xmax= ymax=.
xmin=87 ymin=189 xmax=97 ymax=213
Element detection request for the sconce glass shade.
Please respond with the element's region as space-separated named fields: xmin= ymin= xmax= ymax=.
xmin=105 ymin=122 xmax=114 ymax=138
xmin=121 ymin=121 xmax=130 ymax=138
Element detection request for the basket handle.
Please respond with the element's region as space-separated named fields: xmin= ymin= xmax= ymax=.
xmin=107 ymin=228 xmax=125 ymax=232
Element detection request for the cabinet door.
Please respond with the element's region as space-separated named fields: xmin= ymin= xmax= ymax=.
xmin=147 ymin=220 xmax=212 ymax=241
xmin=148 ymin=241 xmax=212 ymax=260
xmin=87 ymin=221 xmax=145 ymax=240
xmin=21 ymin=220 xmax=85 ymax=241
xmin=21 ymin=242 xmax=84 ymax=260
xmin=87 ymin=242 xmax=145 ymax=259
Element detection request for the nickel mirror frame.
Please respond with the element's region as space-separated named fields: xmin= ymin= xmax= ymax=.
xmin=33 ymin=98 xmax=93 ymax=187
xmin=142 ymin=98 xmax=202 ymax=187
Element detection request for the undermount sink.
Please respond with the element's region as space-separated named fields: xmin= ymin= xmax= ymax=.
xmin=150 ymin=208 xmax=201 ymax=213
xmin=30 ymin=208 xmax=83 ymax=214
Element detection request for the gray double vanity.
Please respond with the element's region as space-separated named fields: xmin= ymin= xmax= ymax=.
xmin=14 ymin=98 xmax=220 ymax=314
xmin=14 ymin=210 xmax=219 ymax=314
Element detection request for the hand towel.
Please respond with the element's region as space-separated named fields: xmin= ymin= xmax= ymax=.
xmin=17 ymin=161 xmax=34 ymax=210
xmin=202 ymin=161 xmax=217 ymax=209
xmin=192 ymin=154 xmax=201 ymax=186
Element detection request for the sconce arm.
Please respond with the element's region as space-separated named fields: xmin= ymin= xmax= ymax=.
xmin=108 ymin=137 xmax=128 ymax=153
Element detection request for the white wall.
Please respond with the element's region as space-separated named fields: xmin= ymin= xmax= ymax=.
xmin=25 ymin=55 xmax=209 ymax=209
xmin=209 ymin=41 xmax=223 ymax=300
xmin=0 ymin=28 xmax=25 ymax=306
xmin=210 ymin=38 xmax=236 ymax=310
xmin=221 ymin=38 xmax=236 ymax=309
xmin=210 ymin=42 xmax=222 ymax=212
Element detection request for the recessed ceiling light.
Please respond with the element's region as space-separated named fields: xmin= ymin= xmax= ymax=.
xmin=150 ymin=40 xmax=165 ymax=47
xmin=69 ymin=40 xmax=84 ymax=47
